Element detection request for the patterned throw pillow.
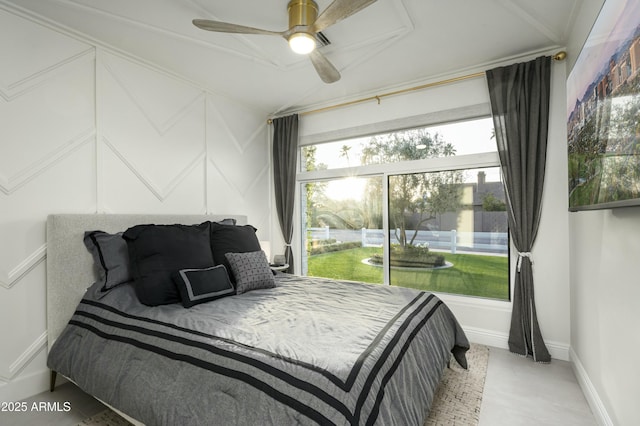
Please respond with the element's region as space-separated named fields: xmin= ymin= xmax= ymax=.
xmin=224 ymin=251 xmax=275 ymax=294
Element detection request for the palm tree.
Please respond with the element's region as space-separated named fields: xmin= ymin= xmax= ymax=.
xmin=340 ymin=144 xmax=351 ymax=166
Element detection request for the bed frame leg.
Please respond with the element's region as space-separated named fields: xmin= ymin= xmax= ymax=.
xmin=50 ymin=370 xmax=57 ymax=392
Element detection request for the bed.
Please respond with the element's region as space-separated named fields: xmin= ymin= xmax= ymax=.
xmin=46 ymin=214 xmax=469 ymax=426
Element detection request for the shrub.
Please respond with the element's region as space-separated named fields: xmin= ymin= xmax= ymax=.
xmin=310 ymin=241 xmax=362 ymax=255
xmin=369 ymin=244 xmax=445 ymax=267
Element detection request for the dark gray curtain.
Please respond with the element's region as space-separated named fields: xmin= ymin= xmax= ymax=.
xmin=272 ymin=114 xmax=299 ymax=273
xmin=486 ymin=56 xmax=551 ymax=363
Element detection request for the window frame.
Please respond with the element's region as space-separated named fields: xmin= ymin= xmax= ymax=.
xmin=296 ymin=106 xmax=511 ymax=301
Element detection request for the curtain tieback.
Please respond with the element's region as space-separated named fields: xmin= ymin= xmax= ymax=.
xmin=516 ymin=252 xmax=532 ymax=272
xmin=284 ymin=243 xmax=292 ymax=247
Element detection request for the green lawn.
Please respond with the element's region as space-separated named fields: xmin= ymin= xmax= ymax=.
xmin=307 ymin=247 xmax=509 ymax=300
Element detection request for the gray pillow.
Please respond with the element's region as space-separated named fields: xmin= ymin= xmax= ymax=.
xmin=83 ymin=231 xmax=132 ymax=292
xmin=224 ymin=251 xmax=275 ymax=294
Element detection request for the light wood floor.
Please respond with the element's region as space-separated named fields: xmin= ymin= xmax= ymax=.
xmin=2 ymin=346 xmax=597 ymax=426
xmin=479 ymin=347 xmax=596 ymax=425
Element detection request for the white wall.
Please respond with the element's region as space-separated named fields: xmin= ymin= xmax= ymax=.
xmin=565 ymin=1 xmax=639 ymax=424
xmin=569 ymin=209 xmax=640 ymax=426
xmin=296 ymin=52 xmax=572 ymax=360
xmin=0 ymin=6 xmax=271 ymax=401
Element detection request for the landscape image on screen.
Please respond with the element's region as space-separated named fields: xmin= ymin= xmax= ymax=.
xmin=567 ymin=0 xmax=640 ymax=210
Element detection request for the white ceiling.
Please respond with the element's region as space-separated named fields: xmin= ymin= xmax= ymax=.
xmin=5 ymin=0 xmax=586 ymax=114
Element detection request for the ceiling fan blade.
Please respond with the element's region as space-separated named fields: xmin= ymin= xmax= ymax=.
xmin=312 ymin=0 xmax=377 ymax=33
xmin=309 ymin=50 xmax=341 ymax=84
xmin=193 ymin=19 xmax=284 ymax=36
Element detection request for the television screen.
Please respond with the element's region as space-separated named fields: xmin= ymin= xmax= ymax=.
xmin=567 ymin=0 xmax=640 ymax=211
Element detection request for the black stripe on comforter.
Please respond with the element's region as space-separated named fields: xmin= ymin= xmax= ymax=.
xmin=79 ymin=291 xmax=429 ymax=392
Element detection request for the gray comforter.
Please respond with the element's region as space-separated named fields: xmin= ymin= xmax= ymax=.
xmin=48 ymin=274 xmax=469 ymax=425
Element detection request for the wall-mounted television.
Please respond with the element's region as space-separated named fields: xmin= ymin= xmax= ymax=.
xmin=567 ymin=0 xmax=640 ymax=211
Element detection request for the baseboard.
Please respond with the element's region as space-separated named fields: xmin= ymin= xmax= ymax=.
xmin=462 ymin=326 xmax=509 ymax=350
xmin=546 ymin=340 xmax=571 ymax=362
xmin=463 ymin=326 xmax=570 ymax=361
xmin=569 ymin=348 xmax=613 ymax=426
xmin=0 ymin=369 xmax=50 ymax=402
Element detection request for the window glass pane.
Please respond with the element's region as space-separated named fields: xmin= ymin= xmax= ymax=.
xmin=299 ymin=117 xmax=509 ymax=301
xmin=301 ymin=177 xmax=383 ymax=284
xmin=387 ymin=167 xmax=509 ymax=300
xmin=301 ymin=117 xmax=495 ymax=171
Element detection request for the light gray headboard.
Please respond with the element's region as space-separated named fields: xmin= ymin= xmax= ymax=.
xmin=46 ymin=213 xmax=247 ymax=349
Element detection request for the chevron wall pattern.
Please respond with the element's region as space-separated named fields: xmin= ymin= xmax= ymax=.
xmin=0 ymin=6 xmax=272 ymax=401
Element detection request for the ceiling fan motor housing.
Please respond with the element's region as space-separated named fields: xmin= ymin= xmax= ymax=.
xmin=288 ymin=0 xmax=318 ymax=30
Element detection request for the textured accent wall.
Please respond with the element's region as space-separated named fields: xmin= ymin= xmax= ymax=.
xmin=0 ymin=7 xmax=271 ymax=400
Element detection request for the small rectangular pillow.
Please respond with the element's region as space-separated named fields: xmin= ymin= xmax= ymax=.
xmin=123 ymin=222 xmax=215 ymax=306
xmin=225 ymin=250 xmax=275 ymax=295
xmin=172 ymin=265 xmax=235 ymax=308
xmin=83 ymin=231 xmax=132 ymax=293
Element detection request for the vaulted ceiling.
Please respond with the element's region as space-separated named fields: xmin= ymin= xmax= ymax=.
xmin=5 ymin=0 xmax=588 ymax=114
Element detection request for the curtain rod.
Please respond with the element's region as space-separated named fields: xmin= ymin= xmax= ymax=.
xmin=267 ymin=50 xmax=567 ymax=124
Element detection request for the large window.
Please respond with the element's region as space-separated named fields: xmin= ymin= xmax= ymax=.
xmin=299 ymin=117 xmax=509 ymax=300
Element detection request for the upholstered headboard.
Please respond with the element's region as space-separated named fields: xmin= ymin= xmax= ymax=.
xmin=46 ymin=213 xmax=247 ymax=349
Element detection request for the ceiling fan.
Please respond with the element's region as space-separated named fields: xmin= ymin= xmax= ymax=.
xmin=193 ymin=0 xmax=377 ymax=84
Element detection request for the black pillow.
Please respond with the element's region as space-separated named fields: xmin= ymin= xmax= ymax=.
xmin=209 ymin=222 xmax=261 ymax=282
xmin=123 ymin=222 xmax=214 ymax=306
xmin=172 ymin=265 xmax=235 ymax=308
xmin=83 ymin=231 xmax=132 ymax=292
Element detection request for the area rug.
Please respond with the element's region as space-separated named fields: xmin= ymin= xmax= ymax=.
xmin=77 ymin=408 xmax=133 ymax=426
xmin=78 ymin=344 xmax=489 ymax=426
xmin=425 ymin=343 xmax=490 ymax=425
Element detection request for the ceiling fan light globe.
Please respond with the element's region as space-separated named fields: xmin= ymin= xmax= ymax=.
xmin=289 ymin=32 xmax=316 ymax=54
